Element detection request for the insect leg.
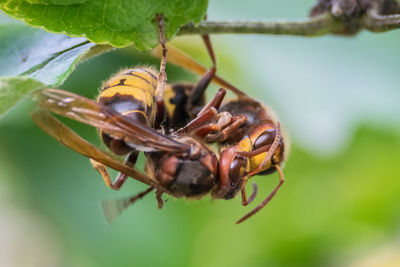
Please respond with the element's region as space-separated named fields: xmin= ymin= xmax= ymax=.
xmin=194 ymin=112 xmax=231 ymax=139
xmin=236 ymin=165 xmax=284 ymax=224
xmin=176 ymin=88 xmax=226 ymax=135
xmin=191 ymin=88 xmax=245 ymax=141
xmin=31 ymin=108 xmax=170 ymax=193
xmin=194 ymin=88 xmax=246 ymax=141
xmin=197 ymin=111 xmax=232 ymax=140
xmin=204 ymin=114 xmax=247 ymax=142
xmin=155 ymin=14 xmax=168 ymax=129
xmin=152 ymin=44 xmax=247 ymax=97
xmin=217 ymin=115 xmax=247 ymax=140
xmin=156 ymin=189 xmax=164 ymax=209
xmin=177 ymin=88 xmax=246 ymax=140
xmin=176 ymin=108 xmax=218 ymax=135
xmin=189 ymin=34 xmax=217 ymax=107
xmin=90 ymin=151 xmax=139 ymax=190
xmin=197 ymin=88 xmax=226 ymax=116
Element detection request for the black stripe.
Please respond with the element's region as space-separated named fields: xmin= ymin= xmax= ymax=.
xmin=102 ymin=83 xmax=151 ymax=93
xmin=101 ymin=78 xmax=126 ymax=91
xmin=121 ymin=72 xmax=155 ymax=88
xmin=142 ymin=69 xmax=158 ymax=80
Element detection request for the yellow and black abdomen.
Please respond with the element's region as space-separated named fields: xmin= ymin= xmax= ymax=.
xmin=97 ymin=67 xmax=158 ymax=155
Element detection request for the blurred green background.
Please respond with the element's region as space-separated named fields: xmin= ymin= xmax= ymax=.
xmin=1 ymin=1 xmax=400 ymax=266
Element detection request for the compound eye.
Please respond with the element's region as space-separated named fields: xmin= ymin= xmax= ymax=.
xmin=229 ymin=156 xmax=247 ymax=181
xmin=253 ymin=129 xmax=276 ymax=149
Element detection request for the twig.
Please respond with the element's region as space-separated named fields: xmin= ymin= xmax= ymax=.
xmin=363 ymin=8 xmax=400 ymax=32
xmin=179 ymin=10 xmax=400 ymax=37
xmin=178 ymin=13 xmax=344 ymax=36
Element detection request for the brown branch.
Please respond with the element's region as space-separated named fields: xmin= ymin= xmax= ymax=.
xmin=363 ymin=8 xmax=400 ymax=32
xmin=178 ymin=8 xmax=400 ymax=37
xmin=178 ymin=13 xmax=345 ymax=37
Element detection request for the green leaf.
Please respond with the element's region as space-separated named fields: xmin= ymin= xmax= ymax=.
xmin=27 ymin=0 xmax=88 ymax=4
xmin=0 ymin=23 xmax=113 ymax=120
xmin=0 ymin=24 xmax=111 ymax=86
xmin=0 ymin=0 xmax=208 ymax=50
xmin=0 ymin=76 xmax=45 ymax=118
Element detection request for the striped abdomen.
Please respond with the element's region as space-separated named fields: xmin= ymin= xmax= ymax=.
xmin=97 ymin=67 xmax=158 ymax=154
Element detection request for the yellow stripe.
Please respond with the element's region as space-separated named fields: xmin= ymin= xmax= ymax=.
xmin=124 ymin=69 xmax=157 ymax=88
xmin=106 ymin=74 xmax=156 ymax=93
xmin=163 ymin=84 xmax=176 ymax=117
xmin=99 ymin=86 xmax=154 ymax=107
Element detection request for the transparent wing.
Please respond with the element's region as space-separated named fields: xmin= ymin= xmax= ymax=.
xmin=31 ymin=108 xmax=173 ymax=194
xmin=32 ymin=88 xmax=189 ymax=154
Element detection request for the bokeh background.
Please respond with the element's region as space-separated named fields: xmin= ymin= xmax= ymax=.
xmin=1 ymin=0 xmax=400 ymax=266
